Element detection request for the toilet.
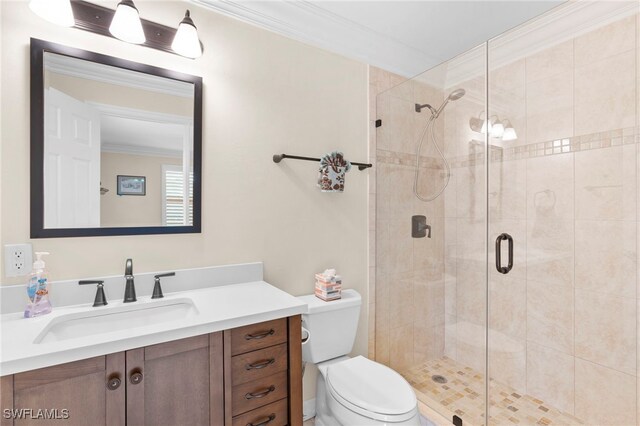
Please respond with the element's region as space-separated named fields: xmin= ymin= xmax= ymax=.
xmin=298 ymin=289 xmax=421 ymax=426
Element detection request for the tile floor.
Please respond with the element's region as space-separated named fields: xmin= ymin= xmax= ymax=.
xmin=401 ymin=356 xmax=584 ymax=426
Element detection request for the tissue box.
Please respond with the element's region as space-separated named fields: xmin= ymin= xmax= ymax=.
xmin=315 ymin=276 xmax=342 ymax=301
xmin=315 ymin=287 xmax=341 ymax=301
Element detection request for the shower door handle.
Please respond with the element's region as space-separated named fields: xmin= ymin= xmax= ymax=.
xmin=495 ymin=233 xmax=513 ymax=274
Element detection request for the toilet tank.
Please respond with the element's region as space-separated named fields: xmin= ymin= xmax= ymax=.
xmin=297 ymin=289 xmax=361 ymax=363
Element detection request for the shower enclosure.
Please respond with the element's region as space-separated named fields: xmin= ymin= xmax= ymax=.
xmin=372 ymin=2 xmax=640 ymax=425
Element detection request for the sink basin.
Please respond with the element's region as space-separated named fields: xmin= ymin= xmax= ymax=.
xmin=34 ymin=298 xmax=198 ymax=344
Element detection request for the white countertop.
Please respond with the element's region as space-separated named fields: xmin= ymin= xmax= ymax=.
xmin=1 ymin=281 xmax=307 ymax=376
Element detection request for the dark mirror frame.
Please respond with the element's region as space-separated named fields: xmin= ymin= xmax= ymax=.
xmin=30 ymin=38 xmax=203 ymax=238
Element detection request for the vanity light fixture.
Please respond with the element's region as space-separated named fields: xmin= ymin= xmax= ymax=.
xmin=469 ymin=113 xmax=517 ymax=141
xmin=172 ymin=10 xmax=203 ymax=59
xmin=469 ymin=113 xmax=491 ymax=134
xmin=28 ymin=1 xmax=204 ymax=59
xmin=29 ymin=0 xmax=75 ymax=27
xmin=109 ymin=0 xmax=146 ymax=44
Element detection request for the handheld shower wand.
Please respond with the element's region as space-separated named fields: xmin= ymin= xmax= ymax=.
xmin=415 ymin=88 xmax=466 ymax=118
xmin=413 ymin=88 xmax=465 ymax=202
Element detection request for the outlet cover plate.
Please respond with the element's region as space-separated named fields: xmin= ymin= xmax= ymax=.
xmin=4 ymin=244 xmax=33 ymax=277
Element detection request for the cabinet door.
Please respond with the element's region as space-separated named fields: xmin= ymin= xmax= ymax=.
xmin=11 ymin=354 xmax=125 ymax=426
xmin=126 ymin=333 xmax=224 ymax=426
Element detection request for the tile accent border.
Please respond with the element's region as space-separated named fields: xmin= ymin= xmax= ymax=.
xmin=383 ymin=126 xmax=640 ymax=170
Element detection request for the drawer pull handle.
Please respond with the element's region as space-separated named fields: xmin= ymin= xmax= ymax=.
xmin=106 ymin=375 xmax=121 ymax=391
xmin=247 ymin=414 xmax=276 ymax=426
xmin=129 ymin=371 xmax=144 ymax=385
xmin=245 ymin=385 xmax=275 ymax=400
xmin=245 ymin=358 xmax=276 ymax=370
xmin=245 ymin=329 xmax=275 ymax=340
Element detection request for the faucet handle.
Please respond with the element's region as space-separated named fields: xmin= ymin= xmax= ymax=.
xmin=152 ymin=272 xmax=175 ymax=299
xmin=79 ymin=280 xmax=108 ymax=307
xmin=154 ymin=272 xmax=175 ymax=279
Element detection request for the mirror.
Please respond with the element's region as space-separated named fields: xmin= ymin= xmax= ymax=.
xmin=30 ymin=39 xmax=202 ymax=238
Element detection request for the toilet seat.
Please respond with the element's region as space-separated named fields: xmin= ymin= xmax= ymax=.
xmin=325 ymin=356 xmax=417 ymax=422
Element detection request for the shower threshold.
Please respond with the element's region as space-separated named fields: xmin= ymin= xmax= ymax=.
xmin=401 ymin=357 xmax=584 ymax=426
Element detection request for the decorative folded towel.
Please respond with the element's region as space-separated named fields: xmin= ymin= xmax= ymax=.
xmin=317 ymin=151 xmax=352 ymax=192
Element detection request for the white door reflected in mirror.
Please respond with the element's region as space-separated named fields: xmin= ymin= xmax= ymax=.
xmin=42 ymin=51 xmax=195 ymax=229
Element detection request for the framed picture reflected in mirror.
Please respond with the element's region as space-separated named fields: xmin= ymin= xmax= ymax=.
xmin=117 ymin=175 xmax=146 ymax=196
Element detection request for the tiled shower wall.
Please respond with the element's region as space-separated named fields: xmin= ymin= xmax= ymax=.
xmin=369 ymin=66 xmax=447 ymax=370
xmin=441 ymin=12 xmax=640 ymax=424
xmin=371 ymin=7 xmax=640 ymax=425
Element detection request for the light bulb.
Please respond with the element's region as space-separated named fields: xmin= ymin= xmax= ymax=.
xmin=109 ymin=0 xmax=145 ymax=44
xmin=29 ymin=0 xmax=75 ymax=27
xmin=502 ymin=126 xmax=518 ymax=141
xmin=492 ymin=120 xmax=504 ymax=138
xmin=172 ymin=10 xmax=202 ymax=59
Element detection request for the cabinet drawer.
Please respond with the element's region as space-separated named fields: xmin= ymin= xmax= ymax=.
xmin=231 ymin=343 xmax=288 ymax=386
xmin=232 ymin=398 xmax=288 ymax=426
xmin=232 ymin=371 xmax=288 ymax=417
xmin=231 ymin=318 xmax=288 ymax=355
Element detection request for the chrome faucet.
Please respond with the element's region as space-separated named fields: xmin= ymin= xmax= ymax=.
xmin=123 ymin=258 xmax=137 ymax=303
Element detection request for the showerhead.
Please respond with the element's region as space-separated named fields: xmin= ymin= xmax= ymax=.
xmin=448 ymin=88 xmax=466 ymax=101
xmin=415 ymin=88 xmax=466 ymax=118
xmin=434 ymin=88 xmax=465 ymax=118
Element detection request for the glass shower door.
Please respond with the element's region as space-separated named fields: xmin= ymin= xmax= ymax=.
xmin=487 ymin=4 xmax=640 ymax=424
xmin=374 ymin=43 xmax=489 ymax=425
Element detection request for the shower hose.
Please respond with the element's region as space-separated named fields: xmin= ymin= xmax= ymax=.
xmin=413 ymin=114 xmax=451 ymax=202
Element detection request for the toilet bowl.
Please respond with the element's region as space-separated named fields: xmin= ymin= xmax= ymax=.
xmin=297 ymin=290 xmax=421 ymax=426
xmin=316 ymin=356 xmax=420 ymax=425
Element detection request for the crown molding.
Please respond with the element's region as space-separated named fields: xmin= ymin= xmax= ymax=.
xmin=189 ymin=0 xmax=441 ymax=77
xmin=90 ymin=103 xmax=191 ymax=157
xmin=101 ymin=143 xmax=183 ymax=158
xmin=45 ymin=52 xmax=195 ymax=98
xmin=88 ymin=102 xmax=193 ymax=126
xmin=192 ymin=0 xmax=637 ymax=85
xmin=441 ymin=0 xmax=638 ymax=88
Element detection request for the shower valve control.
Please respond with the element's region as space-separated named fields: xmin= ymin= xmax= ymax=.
xmin=412 ymin=215 xmax=431 ymax=238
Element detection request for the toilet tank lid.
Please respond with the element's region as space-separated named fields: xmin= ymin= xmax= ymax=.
xmin=297 ymin=289 xmax=361 ymax=314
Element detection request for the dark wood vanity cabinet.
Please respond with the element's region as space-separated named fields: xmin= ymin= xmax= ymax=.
xmin=125 ymin=334 xmax=223 ymax=426
xmin=0 ymin=316 xmax=302 ymax=426
xmin=2 ymin=354 xmax=126 ymax=426
xmin=223 ymin=316 xmax=302 ymax=426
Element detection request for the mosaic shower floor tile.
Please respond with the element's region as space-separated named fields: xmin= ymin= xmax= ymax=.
xmin=400 ymin=357 xmax=584 ymax=426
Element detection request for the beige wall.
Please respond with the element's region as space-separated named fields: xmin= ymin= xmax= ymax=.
xmin=0 ymin=0 xmax=368 ymax=400
xmin=100 ymin=152 xmax=182 ymax=227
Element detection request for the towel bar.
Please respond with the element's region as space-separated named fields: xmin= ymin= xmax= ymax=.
xmin=272 ymin=153 xmax=372 ymax=171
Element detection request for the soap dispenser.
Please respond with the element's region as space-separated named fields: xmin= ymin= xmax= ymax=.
xmin=24 ymin=251 xmax=52 ymax=318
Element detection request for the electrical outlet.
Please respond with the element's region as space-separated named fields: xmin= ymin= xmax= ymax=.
xmin=4 ymin=244 xmax=33 ymax=277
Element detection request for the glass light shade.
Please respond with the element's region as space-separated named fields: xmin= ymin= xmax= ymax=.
xmin=469 ymin=117 xmax=483 ymax=133
xmin=29 ymin=0 xmax=75 ymax=27
xmin=109 ymin=0 xmax=145 ymax=44
xmin=491 ymin=120 xmax=504 ymax=138
xmin=172 ymin=10 xmax=202 ymax=58
xmin=502 ymin=126 xmax=518 ymax=141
